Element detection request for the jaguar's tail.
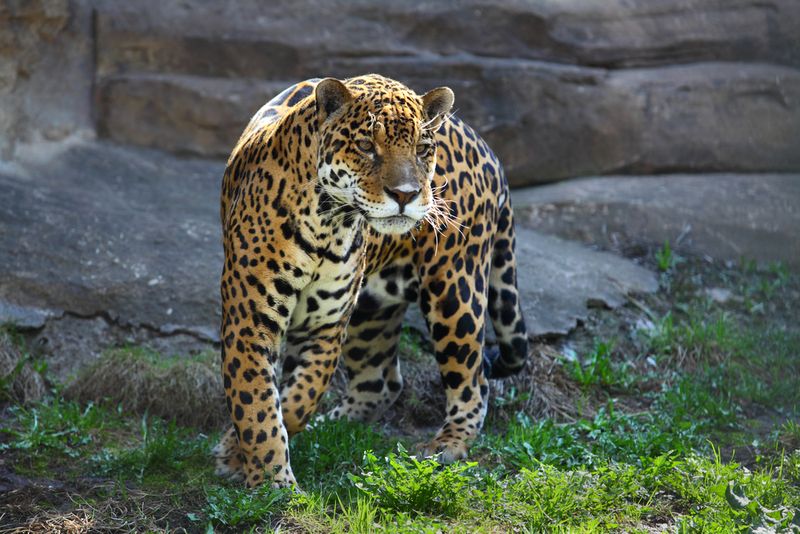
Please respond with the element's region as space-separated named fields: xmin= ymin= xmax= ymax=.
xmin=484 ymin=189 xmax=529 ymax=379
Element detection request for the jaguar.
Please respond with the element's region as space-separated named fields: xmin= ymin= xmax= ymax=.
xmin=214 ymin=74 xmax=528 ymax=487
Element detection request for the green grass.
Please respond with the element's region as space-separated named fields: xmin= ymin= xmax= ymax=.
xmin=2 ymin=395 xmax=798 ymax=532
xmin=291 ymin=416 xmax=396 ymax=490
xmin=92 ymin=415 xmax=211 ymax=485
xmin=200 ymin=484 xmax=291 ymax=528
xmin=1 ymin=260 xmax=799 ymax=532
xmin=0 ymin=398 xmax=113 ymax=463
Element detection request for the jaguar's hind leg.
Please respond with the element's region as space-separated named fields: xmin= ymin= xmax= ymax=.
xmin=212 ymin=427 xmax=245 ymax=483
xmin=330 ymin=277 xmax=410 ymax=422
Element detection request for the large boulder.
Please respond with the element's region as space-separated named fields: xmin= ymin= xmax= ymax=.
xmin=0 ymin=142 xmax=224 ymax=340
xmin=96 ymin=74 xmax=288 ymax=158
xmin=96 ymin=61 xmax=800 ymax=187
xmin=92 ymin=0 xmax=800 ymax=184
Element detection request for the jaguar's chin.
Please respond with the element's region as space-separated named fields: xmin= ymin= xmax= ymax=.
xmin=366 ymin=214 xmax=418 ymax=235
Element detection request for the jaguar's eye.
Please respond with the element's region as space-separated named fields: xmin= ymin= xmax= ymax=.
xmin=356 ymin=139 xmax=374 ymax=153
xmin=416 ymin=143 xmax=433 ymax=157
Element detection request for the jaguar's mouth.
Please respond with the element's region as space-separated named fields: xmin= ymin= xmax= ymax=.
xmin=366 ymin=214 xmax=417 ymax=234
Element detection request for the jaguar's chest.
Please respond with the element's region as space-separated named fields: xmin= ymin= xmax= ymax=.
xmin=289 ymin=229 xmax=367 ymax=332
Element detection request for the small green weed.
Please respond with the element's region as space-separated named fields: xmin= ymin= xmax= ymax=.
xmin=567 ymin=340 xmax=633 ymax=390
xmin=493 ymin=386 xmax=531 ymax=410
xmin=350 ymin=445 xmax=477 ymax=517
xmin=398 ymin=327 xmax=428 ymax=362
xmin=655 ymin=239 xmax=677 ymax=272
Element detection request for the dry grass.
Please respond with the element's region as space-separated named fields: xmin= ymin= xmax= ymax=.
xmin=64 ymin=348 xmax=226 ymax=430
xmin=0 ymin=482 xmax=199 ymax=534
xmin=0 ymin=333 xmax=47 ymax=404
xmin=489 ymin=343 xmax=596 ymax=424
xmin=0 ymin=510 xmax=97 ymax=534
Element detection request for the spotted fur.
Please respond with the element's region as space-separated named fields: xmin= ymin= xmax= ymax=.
xmin=215 ymin=74 xmax=529 ymax=488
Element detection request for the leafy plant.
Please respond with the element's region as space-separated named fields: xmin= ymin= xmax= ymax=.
xmin=202 ymin=484 xmax=291 ymax=528
xmin=350 ymin=445 xmax=477 ymax=516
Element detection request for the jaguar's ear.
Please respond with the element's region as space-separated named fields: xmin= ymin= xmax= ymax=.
xmin=421 ymin=87 xmax=454 ymax=128
xmin=315 ymin=78 xmax=353 ymax=123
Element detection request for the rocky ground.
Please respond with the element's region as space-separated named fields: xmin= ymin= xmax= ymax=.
xmin=2 ymin=140 xmax=798 ymax=383
xmin=0 ymin=139 xmax=664 ymax=384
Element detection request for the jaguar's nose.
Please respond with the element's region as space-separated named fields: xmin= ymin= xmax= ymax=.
xmin=384 ymin=184 xmax=420 ymax=212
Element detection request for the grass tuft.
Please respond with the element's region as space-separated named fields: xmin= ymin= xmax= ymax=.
xmin=64 ymin=346 xmax=226 ymax=429
xmin=0 ymin=326 xmax=47 ymax=404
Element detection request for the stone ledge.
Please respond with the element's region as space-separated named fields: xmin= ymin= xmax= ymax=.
xmin=512 ymin=174 xmax=800 ymax=267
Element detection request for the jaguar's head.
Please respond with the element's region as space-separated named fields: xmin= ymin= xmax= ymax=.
xmin=315 ymin=76 xmax=454 ymax=235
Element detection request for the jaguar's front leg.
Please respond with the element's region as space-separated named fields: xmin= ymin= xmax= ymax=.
xmin=216 ymin=246 xmax=306 ymax=488
xmin=280 ymin=275 xmax=363 ymax=435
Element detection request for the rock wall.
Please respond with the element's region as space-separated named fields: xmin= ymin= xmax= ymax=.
xmin=5 ymin=0 xmax=800 ymax=185
xmin=0 ymin=0 xmax=94 ymax=158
